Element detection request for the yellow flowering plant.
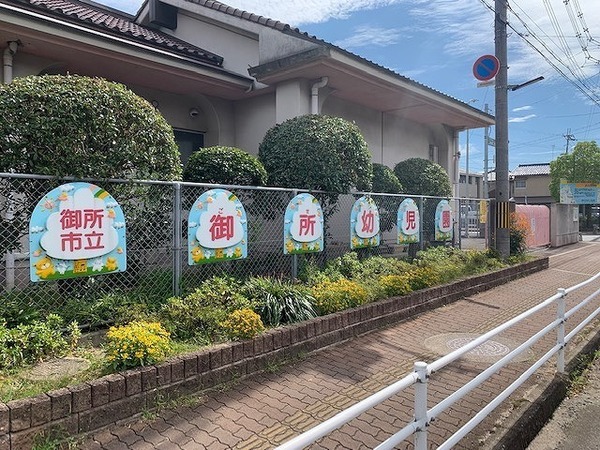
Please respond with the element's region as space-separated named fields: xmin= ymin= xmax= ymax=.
xmin=104 ymin=321 xmax=172 ymax=370
xmin=311 ymin=278 xmax=369 ymax=315
xmin=220 ymin=309 xmax=265 ymax=341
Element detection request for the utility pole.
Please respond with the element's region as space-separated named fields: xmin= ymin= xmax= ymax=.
xmin=564 ymin=128 xmax=576 ymax=154
xmin=495 ymin=0 xmax=510 ymax=259
xmin=483 ymin=103 xmax=490 ymax=199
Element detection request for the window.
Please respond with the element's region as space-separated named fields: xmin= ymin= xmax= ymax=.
xmin=515 ymin=179 xmax=526 ymax=189
xmin=174 ymin=129 xmax=204 ymax=165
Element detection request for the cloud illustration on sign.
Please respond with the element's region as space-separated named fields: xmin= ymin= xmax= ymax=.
xmin=40 ymin=187 xmax=119 ymax=259
xmin=289 ymin=201 xmax=323 ymax=242
xmin=196 ymin=191 xmax=244 ymax=248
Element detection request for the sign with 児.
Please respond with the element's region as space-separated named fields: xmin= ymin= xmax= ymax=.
xmin=473 ymin=54 xmax=500 ymax=81
xmin=29 ymin=182 xmax=126 ymax=282
xmin=397 ymin=198 xmax=420 ymax=244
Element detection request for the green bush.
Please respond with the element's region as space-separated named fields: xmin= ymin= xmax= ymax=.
xmin=393 ymin=158 xmax=451 ymax=197
xmin=243 ymin=277 xmax=317 ymax=327
xmin=378 ymin=275 xmax=413 ymax=297
xmin=159 ymin=276 xmax=252 ymax=341
xmin=259 ymin=114 xmax=373 ymax=192
xmin=183 ymin=146 xmax=267 ymax=186
xmin=104 ymin=321 xmax=171 ymax=370
xmin=0 ymin=314 xmax=76 ymax=370
xmin=406 ymin=266 xmax=443 ymax=290
xmin=311 ymin=278 xmax=369 ymax=315
xmin=372 ymin=163 xmax=403 ymax=193
xmin=321 ymin=252 xmax=411 ymax=282
xmin=220 ymin=309 xmax=265 ymax=341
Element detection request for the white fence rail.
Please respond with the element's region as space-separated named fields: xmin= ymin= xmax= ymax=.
xmin=276 ymin=271 xmax=600 ymax=450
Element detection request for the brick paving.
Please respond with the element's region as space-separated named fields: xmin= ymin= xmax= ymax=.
xmin=81 ymin=242 xmax=600 ymax=449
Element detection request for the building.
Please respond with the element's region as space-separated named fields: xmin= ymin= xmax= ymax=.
xmin=0 ymin=0 xmax=493 ymax=188
xmin=458 ymin=170 xmax=484 ymax=199
xmin=510 ymin=163 xmax=552 ymax=205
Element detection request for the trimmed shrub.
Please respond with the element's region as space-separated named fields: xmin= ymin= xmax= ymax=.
xmin=372 ymin=163 xmax=403 ymax=193
xmin=393 ymin=158 xmax=452 ymax=197
xmin=259 ymin=114 xmax=373 ymax=192
xmin=311 ymin=278 xmax=369 ymax=315
xmin=104 ymin=321 xmax=171 ymax=370
xmin=183 ymin=146 xmax=267 ymax=186
xmin=220 ymin=309 xmax=265 ymax=341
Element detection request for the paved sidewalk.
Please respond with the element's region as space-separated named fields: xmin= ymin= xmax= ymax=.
xmin=81 ymin=242 xmax=600 ymax=450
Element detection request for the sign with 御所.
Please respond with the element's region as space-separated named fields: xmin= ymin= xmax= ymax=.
xmin=350 ymin=195 xmax=380 ymax=249
xmin=188 ymin=189 xmax=248 ymax=264
xmin=29 ymin=182 xmax=126 ymax=282
xmin=283 ymin=193 xmax=324 ymax=254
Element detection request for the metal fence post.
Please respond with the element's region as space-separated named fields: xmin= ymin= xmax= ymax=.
xmin=556 ymin=288 xmax=566 ymax=373
xmin=291 ymin=189 xmax=298 ymax=280
xmin=419 ymin=197 xmax=424 ymax=251
xmin=173 ymin=182 xmax=182 ymax=297
xmin=414 ymin=361 xmax=428 ymax=450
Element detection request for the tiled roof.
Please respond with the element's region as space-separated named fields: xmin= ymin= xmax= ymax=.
xmin=13 ymin=0 xmax=224 ymax=66
xmin=511 ymin=163 xmax=551 ymax=177
xmin=184 ymin=0 xmax=491 ymax=116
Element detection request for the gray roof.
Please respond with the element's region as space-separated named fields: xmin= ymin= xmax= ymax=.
xmin=511 ymin=163 xmax=551 ymax=177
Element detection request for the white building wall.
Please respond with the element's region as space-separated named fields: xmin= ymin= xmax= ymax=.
xmin=275 ymin=80 xmax=311 ymax=123
xmin=234 ymin=92 xmax=276 ymax=155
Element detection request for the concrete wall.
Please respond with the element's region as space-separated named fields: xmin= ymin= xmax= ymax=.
xmin=234 ymin=92 xmax=276 ymax=154
xmin=551 ymin=203 xmax=579 ymax=247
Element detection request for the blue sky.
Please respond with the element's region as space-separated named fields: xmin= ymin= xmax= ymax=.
xmin=100 ymin=0 xmax=600 ymax=173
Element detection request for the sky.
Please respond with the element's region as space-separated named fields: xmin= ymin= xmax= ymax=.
xmin=99 ymin=0 xmax=600 ymax=173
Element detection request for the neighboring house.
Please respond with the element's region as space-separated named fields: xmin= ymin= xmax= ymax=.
xmin=510 ymin=163 xmax=552 ymax=205
xmin=458 ymin=171 xmax=483 ymax=199
xmin=0 ymin=0 xmax=494 ymax=189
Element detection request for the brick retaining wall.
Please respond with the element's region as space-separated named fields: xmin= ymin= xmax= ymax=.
xmin=0 ymin=257 xmax=549 ymax=449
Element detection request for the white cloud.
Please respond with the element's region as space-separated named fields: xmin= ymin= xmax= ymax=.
xmin=509 ymin=114 xmax=537 ymax=123
xmin=334 ymin=25 xmax=404 ymax=49
xmin=513 ymin=105 xmax=533 ymax=112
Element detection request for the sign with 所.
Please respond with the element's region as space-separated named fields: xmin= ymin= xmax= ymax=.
xmin=29 ymin=182 xmax=126 ymax=282
xmin=397 ymin=198 xmax=420 ymax=244
xmin=435 ymin=200 xmax=453 ymax=241
xmin=283 ymin=193 xmax=324 ymax=254
xmin=188 ymin=189 xmax=247 ymax=264
xmin=350 ymin=196 xmax=380 ymax=249
xmin=473 ymin=54 xmax=499 ymax=81
xmin=559 ymin=180 xmax=600 ymax=204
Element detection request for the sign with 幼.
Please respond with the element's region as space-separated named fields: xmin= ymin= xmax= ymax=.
xmin=29 ymin=182 xmax=126 ymax=282
xmin=283 ymin=193 xmax=324 ymax=254
xmin=350 ymin=195 xmax=380 ymax=249
xmin=188 ymin=189 xmax=247 ymax=264
xmin=435 ymin=200 xmax=453 ymax=241
xmin=397 ymin=198 xmax=420 ymax=244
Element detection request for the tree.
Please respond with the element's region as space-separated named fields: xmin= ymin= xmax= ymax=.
xmin=372 ymin=163 xmax=403 ymax=194
xmin=258 ymin=114 xmax=373 ymax=192
xmin=549 ymin=141 xmax=600 ymax=201
xmin=0 ymin=74 xmax=181 ymax=179
xmin=183 ymin=146 xmax=267 ymax=186
xmin=393 ymin=158 xmax=452 ymax=197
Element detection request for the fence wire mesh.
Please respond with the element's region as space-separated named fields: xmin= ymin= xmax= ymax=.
xmin=0 ymin=173 xmax=489 ymax=327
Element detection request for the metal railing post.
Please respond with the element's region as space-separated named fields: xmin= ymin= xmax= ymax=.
xmin=419 ymin=197 xmax=424 ymax=251
xmin=414 ymin=361 xmax=429 ymax=450
xmin=173 ymin=182 xmax=182 ymax=297
xmin=556 ymin=288 xmax=566 ymax=373
xmin=291 ymin=189 xmax=298 ymax=279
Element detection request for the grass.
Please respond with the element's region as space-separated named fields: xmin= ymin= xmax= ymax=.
xmin=568 ymin=349 xmax=600 ymax=395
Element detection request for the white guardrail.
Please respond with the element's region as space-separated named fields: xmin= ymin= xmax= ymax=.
xmin=276 ymin=271 xmax=600 ymax=450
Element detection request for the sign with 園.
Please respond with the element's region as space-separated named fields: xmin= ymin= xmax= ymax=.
xmin=283 ymin=193 xmax=324 ymax=254
xmin=29 ymin=182 xmax=126 ymax=282
xmin=559 ymin=180 xmax=600 ymax=205
xmin=397 ymin=198 xmax=420 ymax=244
xmin=435 ymin=199 xmax=453 ymax=241
xmin=188 ymin=189 xmax=247 ymax=265
xmin=350 ymin=195 xmax=380 ymax=249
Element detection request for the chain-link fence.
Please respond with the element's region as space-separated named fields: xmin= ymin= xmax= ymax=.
xmin=0 ymin=173 xmax=490 ymax=327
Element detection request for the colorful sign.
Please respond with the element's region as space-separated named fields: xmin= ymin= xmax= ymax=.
xmin=397 ymin=198 xmax=420 ymax=244
xmin=188 ymin=189 xmax=247 ymax=264
xmin=473 ymin=54 xmax=500 ymax=81
xmin=435 ymin=200 xmax=453 ymax=241
xmin=350 ymin=196 xmax=380 ymax=249
xmin=559 ymin=180 xmax=600 ymax=204
xmin=29 ymin=183 xmax=126 ymax=282
xmin=283 ymin=193 xmax=324 ymax=254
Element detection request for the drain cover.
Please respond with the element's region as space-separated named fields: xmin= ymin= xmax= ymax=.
xmin=424 ymin=333 xmax=532 ymax=363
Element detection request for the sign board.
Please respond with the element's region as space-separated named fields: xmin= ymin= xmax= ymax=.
xmin=350 ymin=196 xmax=380 ymax=249
xmin=188 ymin=189 xmax=248 ymax=264
xmin=435 ymin=200 xmax=453 ymax=241
xmin=559 ymin=180 xmax=600 ymax=204
xmin=397 ymin=198 xmax=420 ymax=244
xmin=29 ymin=182 xmax=126 ymax=282
xmin=283 ymin=193 xmax=324 ymax=254
xmin=473 ymin=54 xmax=500 ymax=81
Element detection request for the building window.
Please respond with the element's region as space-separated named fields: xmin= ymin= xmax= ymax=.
xmin=174 ymin=129 xmax=204 ymax=165
xmin=515 ymin=179 xmax=526 ymax=189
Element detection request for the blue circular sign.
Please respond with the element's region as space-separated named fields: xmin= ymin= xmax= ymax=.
xmin=473 ymin=54 xmax=499 ymax=81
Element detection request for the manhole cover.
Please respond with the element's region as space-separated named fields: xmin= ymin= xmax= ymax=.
xmin=24 ymin=357 xmax=90 ymax=381
xmin=424 ymin=333 xmax=532 ymax=363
